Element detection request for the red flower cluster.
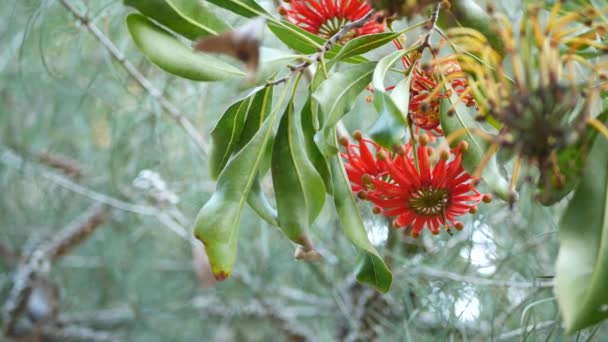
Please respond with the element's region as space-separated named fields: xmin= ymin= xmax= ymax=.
xmin=395 ymin=41 xmax=476 ymax=133
xmin=279 ymin=0 xmax=385 ymax=40
xmin=342 ymin=132 xmax=489 ymax=237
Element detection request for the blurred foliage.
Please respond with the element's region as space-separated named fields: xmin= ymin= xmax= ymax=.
xmin=1 ymin=0 xmax=607 ymax=341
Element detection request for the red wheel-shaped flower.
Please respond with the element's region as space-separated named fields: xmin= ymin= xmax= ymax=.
xmin=342 ymin=134 xmax=490 ymax=237
xmin=279 ymin=0 xmax=385 ymax=40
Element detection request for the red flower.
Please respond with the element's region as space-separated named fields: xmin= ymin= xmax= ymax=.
xmin=341 ymin=132 xmax=387 ymax=194
xmin=394 ymin=41 xmax=476 ymax=133
xmin=279 ymin=0 xmax=385 ymax=40
xmin=342 ymin=135 xmax=489 ymax=237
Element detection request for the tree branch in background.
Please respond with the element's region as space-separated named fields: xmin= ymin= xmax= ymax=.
xmin=405 ymin=266 xmax=554 ymax=289
xmin=36 ymin=151 xmax=82 ymax=179
xmin=46 ymin=204 xmax=110 ymax=261
xmin=0 ymin=146 xmax=189 ymax=239
xmin=0 ymin=242 xmax=19 ymax=269
xmin=2 ymin=204 xmax=110 ymax=336
xmin=57 ymin=0 xmax=209 ymax=154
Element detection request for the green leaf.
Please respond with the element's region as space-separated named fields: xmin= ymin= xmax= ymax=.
xmin=126 ymin=14 xmax=245 ymax=81
xmin=371 ymin=50 xmax=405 ymax=91
xmin=271 ymin=102 xmax=326 ymax=247
xmin=209 ymin=97 xmax=252 ymax=180
xmin=238 ymin=87 xmax=279 ymax=227
xmin=193 ymin=84 xmax=288 ymax=279
xmin=329 ymin=136 xmax=392 ymax=293
xmin=267 ymin=20 xmax=323 ymax=54
xmin=313 ymin=62 xmax=377 ymax=156
xmin=369 ymin=92 xmax=408 ymax=148
xmin=208 ymin=86 xmax=278 ymax=225
xmin=555 ymin=116 xmax=608 ymax=334
xmin=236 ymin=86 xmax=273 ymax=150
xmin=439 ymin=83 xmax=511 ymax=201
xmin=205 ymin=0 xmax=269 ymax=18
xmin=247 ymin=178 xmax=278 ymax=227
xmin=301 ymin=97 xmax=333 ymax=194
xmin=333 ymin=32 xmax=402 ymax=63
xmin=124 ymin=0 xmax=230 ymax=40
xmin=266 ymin=21 xmax=367 ymax=63
xmin=368 ymin=50 xmax=410 ymax=148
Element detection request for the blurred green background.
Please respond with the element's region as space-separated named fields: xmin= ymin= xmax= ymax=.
xmin=1 ymin=0 xmax=606 ymax=341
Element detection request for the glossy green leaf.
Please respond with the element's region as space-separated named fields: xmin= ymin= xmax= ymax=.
xmin=329 ymin=138 xmax=392 ymax=293
xmin=369 ymin=92 xmax=408 ymax=148
xmin=555 ymin=116 xmax=608 ymax=334
xmin=126 ymin=14 xmax=245 ymax=81
xmin=314 ymin=60 xmax=374 ymax=132
xmin=368 ymin=50 xmax=410 ymax=148
xmin=267 ymin=20 xmax=323 ymax=54
xmin=371 ymin=50 xmax=405 ymax=91
xmin=205 ymin=0 xmax=269 ymax=18
xmin=439 ymin=83 xmax=511 ymax=201
xmin=332 ymin=32 xmax=402 ymax=62
xmin=238 ymin=87 xmax=279 ymax=227
xmin=193 ymin=84 xmax=287 ymax=279
xmin=124 ymin=0 xmax=230 ymax=40
xmin=272 ymin=102 xmax=326 ymax=247
xmin=247 ymin=178 xmax=278 ymax=227
xmin=235 ymin=86 xmax=273 ymax=150
xmin=209 ymin=98 xmax=252 ymax=180
xmin=266 ymin=21 xmax=367 ymax=63
xmin=235 ymin=87 xmax=279 ymax=226
xmin=313 ymin=62 xmax=377 ymax=156
xmin=301 ymin=97 xmax=333 ymax=194
xmin=208 ymin=86 xmax=278 ymax=226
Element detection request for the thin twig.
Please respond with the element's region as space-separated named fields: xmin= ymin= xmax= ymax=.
xmin=266 ymin=10 xmax=377 ymax=87
xmin=0 ymin=146 xmax=189 ymax=240
xmin=41 ymin=324 xmax=114 ymax=342
xmin=497 ymin=320 xmax=556 ymax=340
xmin=403 ymin=266 xmax=554 ymax=289
xmin=418 ymin=2 xmax=442 ymax=53
xmin=58 ymin=306 xmax=135 ymax=327
xmin=56 ymin=0 xmax=209 ymax=154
